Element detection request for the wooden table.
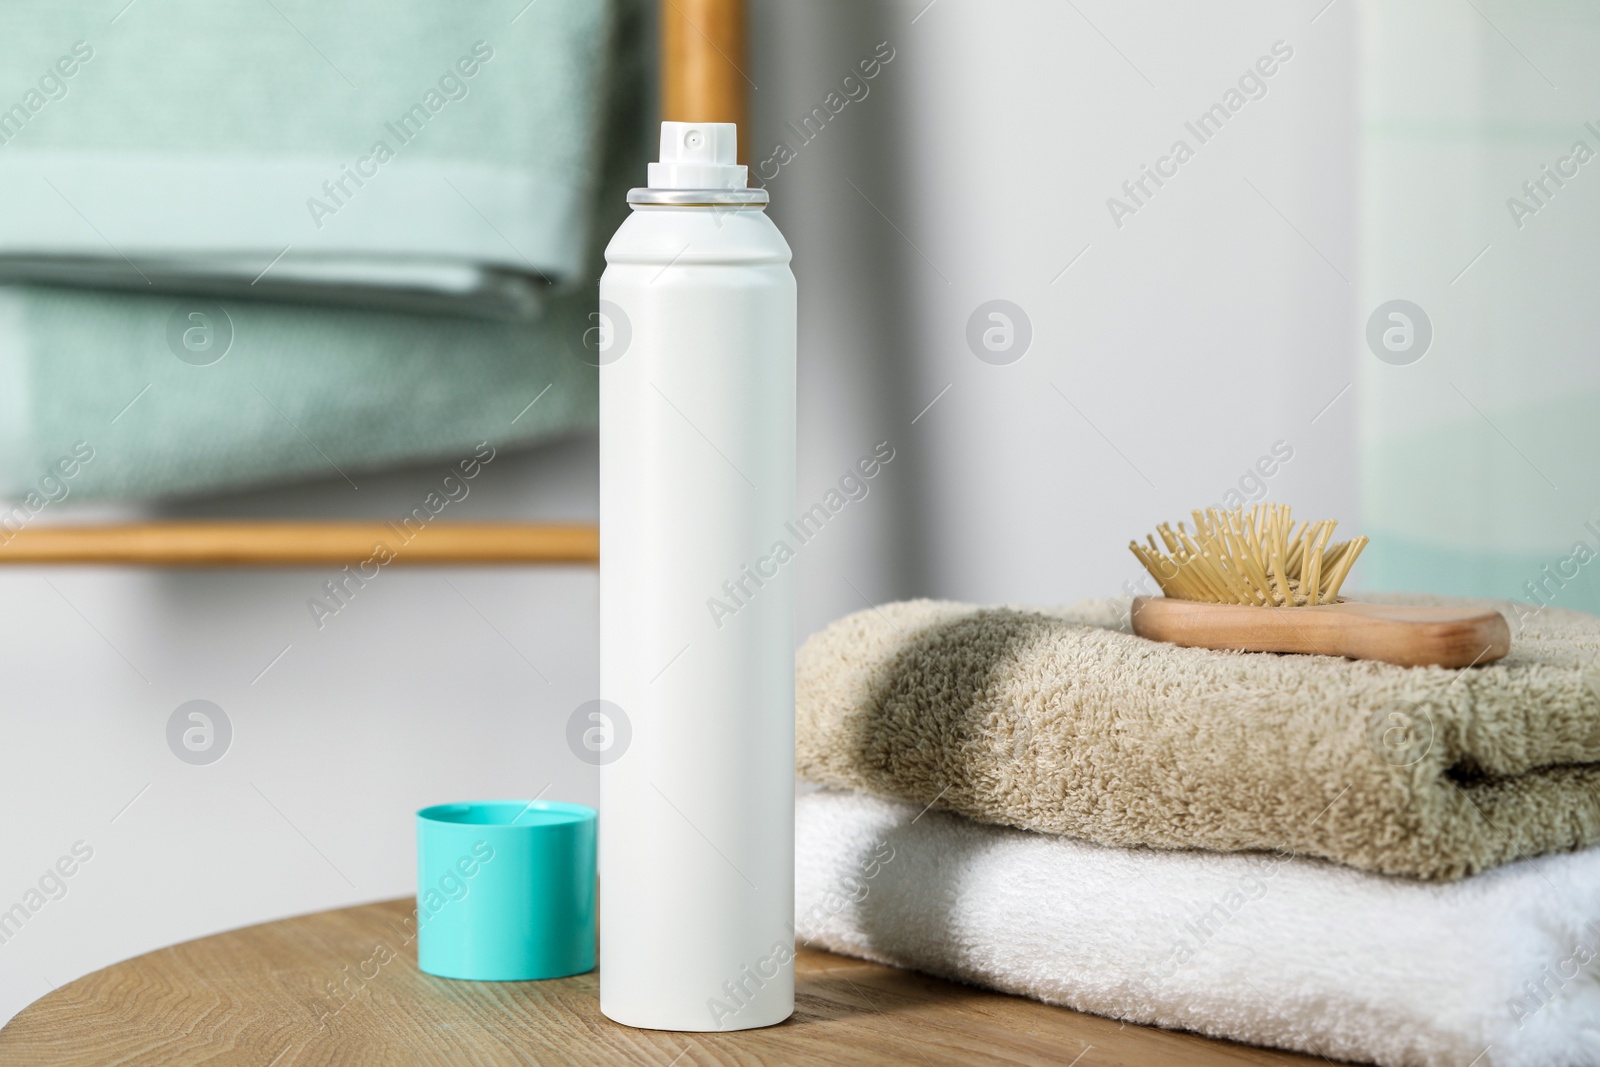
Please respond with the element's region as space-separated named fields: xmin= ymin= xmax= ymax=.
xmin=0 ymin=899 xmax=1321 ymax=1066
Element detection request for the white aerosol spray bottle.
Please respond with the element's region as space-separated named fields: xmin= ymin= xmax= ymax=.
xmin=598 ymin=122 xmax=796 ymax=1031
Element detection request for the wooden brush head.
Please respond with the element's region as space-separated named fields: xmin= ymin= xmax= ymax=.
xmin=1130 ymin=504 xmax=1369 ymax=608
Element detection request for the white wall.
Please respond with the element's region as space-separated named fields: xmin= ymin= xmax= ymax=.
xmin=2 ymin=0 xmax=1365 ymax=1025
xmin=754 ymin=0 xmax=1359 ymax=618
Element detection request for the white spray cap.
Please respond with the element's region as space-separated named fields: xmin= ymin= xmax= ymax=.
xmin=647 ymin=121 xmax=748 ymax=190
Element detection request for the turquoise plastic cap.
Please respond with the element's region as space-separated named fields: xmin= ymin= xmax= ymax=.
xmin=415 ymin=800 xmax=597 ymax=982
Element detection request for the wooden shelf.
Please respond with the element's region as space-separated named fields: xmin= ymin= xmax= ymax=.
xmin=662 ymin=0 xmax=748 ymax=148
xmin=0 ymin=522 xmax=598 ymax=566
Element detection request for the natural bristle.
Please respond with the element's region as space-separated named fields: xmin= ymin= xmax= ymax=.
xmin=1130 ymin=504 xmax=1368 ymax=608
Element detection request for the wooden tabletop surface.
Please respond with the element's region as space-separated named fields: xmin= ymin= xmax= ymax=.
xmin=0 ymin=898 xmax=1323 ymax=1066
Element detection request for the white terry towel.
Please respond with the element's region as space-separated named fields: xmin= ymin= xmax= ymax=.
xmin=796 ymin=789 xmax=1600 ymax=1067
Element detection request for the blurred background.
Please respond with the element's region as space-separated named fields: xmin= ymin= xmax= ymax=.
xmin=1 ymin=0 xmax=1595 ymax=1024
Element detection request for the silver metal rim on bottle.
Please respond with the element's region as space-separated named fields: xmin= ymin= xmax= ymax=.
xmin=626 ymin=187 xmax=770 ymax=207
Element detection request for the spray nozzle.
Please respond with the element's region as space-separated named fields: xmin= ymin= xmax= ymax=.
xmin=648 ymin=121 xmax=748 ymax=190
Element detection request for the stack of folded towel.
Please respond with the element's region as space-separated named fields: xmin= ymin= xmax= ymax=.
xmin=795 ymin=596 xmax=1600 ymax=1067
xmin=0 ymin=0 xmax=650 ymax=500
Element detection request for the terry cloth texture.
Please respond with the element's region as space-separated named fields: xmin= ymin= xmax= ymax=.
xmin=796 ymin=788 xmax=1600 ymax=1067
xmin=0 ymin=0 xmax=652 ymax=502
xmin=796 ymin=596 xmax=1600 ymax=880
xmin=0 ymin=0 xmax=620 ymax=315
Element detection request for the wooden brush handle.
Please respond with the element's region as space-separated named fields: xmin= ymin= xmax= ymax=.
xmin=1130 ymin=597 xmax=1511 ymax=668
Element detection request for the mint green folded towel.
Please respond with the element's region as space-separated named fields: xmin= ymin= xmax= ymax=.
xmin=0 ymin=285 xmax=605 ymax=502
xmin=0 ymin=0 xmax=618 ymax=316
xmin=0 ymin=0 xmax=649 ymax=501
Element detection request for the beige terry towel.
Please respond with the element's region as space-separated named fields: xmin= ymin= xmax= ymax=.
xmin=795 ymin=596 xmax=1600 ymax=880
